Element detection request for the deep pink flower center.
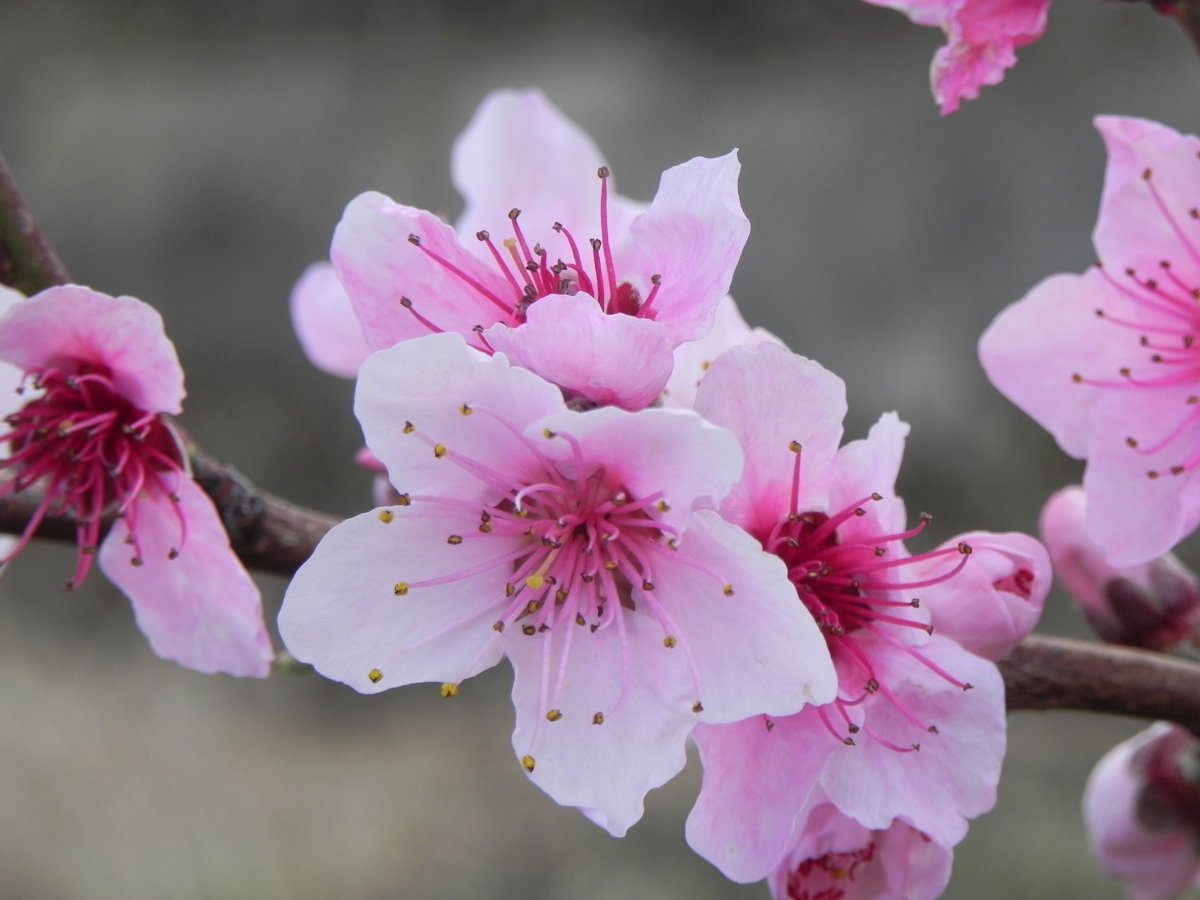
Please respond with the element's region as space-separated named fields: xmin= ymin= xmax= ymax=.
xmin=0 ymin=364 xmax=186 ymax=588
xmin=1076 ymin=164 xmax=1200 ymax=479
xmin=404 ymin=168 xmax=662 ymax=339
xmin=785 ymin=840 xmax=876 ymax=900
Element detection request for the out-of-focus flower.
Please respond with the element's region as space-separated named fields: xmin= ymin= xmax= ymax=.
xmin=866 ymin=0 xmax=1051 ymax=114
xmin=0 ymin=285 xmax=273 ymax=676
xmin=1084 ymin=722 xmax=1200 ymax=900
xmin=331 ymin=89 xmax=750 ymax=410
xmin=684 ymin=343 xmax=1049 ymax=882
xmin=278 ymin=333 xmax=836 ymax=836
xmin=290 ymin=261 xmax=371 ymax=379
xmin=1041 ymin=485 xmax=1200 ymax=651
xmin=767 ymin=793 xmax=953 ymax=900
xmin=981 ymin=116 xmax=1200 ymax=566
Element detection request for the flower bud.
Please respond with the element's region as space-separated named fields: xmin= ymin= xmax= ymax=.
xmin=1040 ymin=486 xmax=1200 ymax=652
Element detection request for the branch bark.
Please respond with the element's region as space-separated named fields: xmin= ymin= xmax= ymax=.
xmin=0 ymin=155 xmax=69 ymax=295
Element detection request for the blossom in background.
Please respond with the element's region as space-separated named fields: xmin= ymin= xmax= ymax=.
xmin=1041 ymin=485 xmax=1200 ymax=651
xmin=330 ymin=89 xmax=750 ymax=410
xmin=0 ymin=285 xmax=273 ymax=677
xmin=682 ymin=343 xmax=1048 ymax=882
xmin=767 ymin=793 xmax=953 ymax=900
xmin=865 ymin=0 xmax=1051 ymax=114
xmin=981 ymin=116 xmax=1200 ymax=566
xmin=1084 ymin=722 xmax=1200 ymax=900
xmin=278 ymin=333 xmax=836 ymax=835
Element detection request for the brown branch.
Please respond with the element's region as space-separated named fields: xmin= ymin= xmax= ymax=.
xmin=1000 ymin=634 xmax=1200 ymax=734
xmin=0 ymin=155 xmax=69 ymax=294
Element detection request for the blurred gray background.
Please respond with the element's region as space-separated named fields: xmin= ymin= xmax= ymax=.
xmin=1 ymin=1 xmax=1197 ymax=897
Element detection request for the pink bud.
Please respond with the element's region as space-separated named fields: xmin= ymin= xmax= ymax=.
xmin=1040 ymin=486 xmax=1200 ymax=652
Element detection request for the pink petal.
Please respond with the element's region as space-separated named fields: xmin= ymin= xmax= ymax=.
xmin=620 ymin=151 xmax=751 ymax=344
xmin=98 ymin=479 xmax=272 ymax=677
xmin=819 ymin=635 xmax=1005 ymax=847
xmin=829 ymin=412 xmax=911 ymax=541
xmin=0 ymin=285 xmax=184 ymax=414
xmin=354 ymin=333 xmax=566 ymax=502
xmin=862 ymin=0 xmax=958 ymax=28
xmin=483 ymin=294 xmax=674 ymax=410
xmin=278 ymin=503 xmax=511 ymax=693
xmin=663 ymin=294 xmax=783 ymax=410
xmin=694 ymin=343 xmax=847 ymax=538
xmin=332 ymin=192 xmax=513 ymax=351
xmin=289 ymin=261 xmax=372 ymax=378
xmin=919 ymin=530 xmax=1050 ymax=661
xmin=688 ymin=709 xmax=836 ymax=883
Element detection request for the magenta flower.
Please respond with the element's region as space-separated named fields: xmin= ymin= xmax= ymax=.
xmin=0 ymin=285 xmax=273 ymax=677
xmin=981 ymin=116 xmax=1200 ymax=566
xmin=865 ymin=0 xmax=1051 ymax=114
xmin=682 ymin=344 xmax=1047 ymax=882
xmin=767 ymin=793 xmax=953 ymax=900
xmin=331 ymin=89 xmax=750 ymax=410
xmin=278 ymin=333 xmax=835 ymax=835
xmin=1084 ymin=723 xmax=1200 ymax=900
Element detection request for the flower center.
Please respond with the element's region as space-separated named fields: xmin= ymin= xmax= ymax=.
xmin=1073 ymin=165 xmax=1200 ymax=479
xmin=784 ymin=841 xmax=877 ymax=900
xmin=1134 ymin=726 xmax=1200 ymax=837
xmin=404 ymin=167 xmax=662 ymax=337
xmin=1 ymin=364 xmax=187 ymax=588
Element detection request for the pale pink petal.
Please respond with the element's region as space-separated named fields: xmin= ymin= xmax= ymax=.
xmin=278 ymin=503 xmax=511 ymax=693
xmin=688 ymin=708 xmax=836 ymax=883
xmin=289 ymin=261 xmax=372 ymax=378
xmin=0 ymin=285 xmax=184 ymax=414
xmin=505 ymin=607 xmax=696 ymax=837
xmin=483 ymin=294 xmax=674 ymax=410
xmin=332 ymin=192 xmax=513 ymax=350
xmin=819 ymin=635 xmax=1005 ymax=847
xmin=98 ymin=479 xmax=272 ymax=677
xmin=919 ymin=530 xmax=1050 ymax=661
xmin=453 ymin=89 xmax=611 ymax=251
xmin=829 ymin=412 xmax=911 ymax=541
xmin=620 ymin=152 xmax=751 ymax=344
xmin=978 ymin=269 xmax=1131 ymax=459
xmin=354 ymin=333 xmax=566 ymax=502
xmin=529 ymin=405 xmax=742 ymax=535
xmin=693 ymin=342 xmax=847 ymax=538
xmin=1084 ymin=724 xmax=1200 ymax=900
xmin=663 ymin=295 xmax=783 ymax=410
xmin=862 ymin=0 xmax=958 ymax=28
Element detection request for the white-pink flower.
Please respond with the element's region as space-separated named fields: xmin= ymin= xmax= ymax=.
xmin=278 ymin=333 xmax=835 ymax=835
xmin=0 ymin=285 xmax=273 ymax=677
xmin=865 ymin=0 xmax=1051 ymax=114
xmin=682 ymin=343 xmax=1048 ymax=882
xmin=981 ymin=116 xmax=1200 ymax=566
xmin=331 ymin=89 xmax=750 ymax=410
xmin=1084 ymin=723 xmax=1200 ymax=900
xmin=767 ymin=794 xmax=953 ymax=900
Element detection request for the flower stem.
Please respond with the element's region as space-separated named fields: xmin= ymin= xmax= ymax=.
xmin=0 ymin=154 xmax=69 ymax=294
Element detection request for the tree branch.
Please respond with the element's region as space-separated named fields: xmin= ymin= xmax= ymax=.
xmin=0 ymin=155 xmax=69 ymax=295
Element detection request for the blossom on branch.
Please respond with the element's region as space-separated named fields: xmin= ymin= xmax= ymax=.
xmin=682 ymin=344 xmax=1048 ymax=882
xmin=981 ymin=116 xmax=1200 ymax=566
xmin=330 ymin=89 xmax=750 ymax=410
xmin=865 ymin=0 xmax=1051 ymax=114
xmin=278 ymin=333 xmax=836 ymax=835
xmin=0 ymin=285 xmax=273 ymax=677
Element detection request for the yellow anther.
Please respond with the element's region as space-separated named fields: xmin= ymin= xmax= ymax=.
xmin=692 ymin=701 xmax=704 ymax=714
xmin=604 ymin=561 xmax=617 ymax=571
xmin=526 ymin=574 xmax=545 ymax=591
xmin=378 ymin=509 xmax=395 ymax=524
xmin=788 ymin=440 xmax=802 ymax=453
xmin=433 ymin=444 xmax=447 ymax=458
xmin=723 ymin=584 xmax=734 ymax=597
xmin=505 ymin=583 xmax=515 ymax=597
xmin=546 ymin=709 xmax=562 ymax=722
xmin=521 ymin=755 xmax=536 ymax=773
xmin=394 ymin=582 xmax=409 ymax=596
xmin=592 ymin=712 xmax=605 ymax=725
xmin=459 ymin=403 xmax=473 ymax=415
xmin=526 ymin=600 xmax=541 ymax=614
xmin=440 ymin=683 xmax=459 ymax=698
xmin=663 ymin=635 xmax=678 ymax=649
xmin=656 ymin=500 xmax=671 ymax=512
xmin=492 ymin=621 xmax=505 ymax=632
xmin=447 ymin=535 xmax=463 ymax=545
xmin=403 ymin=421 xmax=415 ymax=433
xmin=397 ymin=494 xmax=411 ymax=506
xmin=521 ymin=624 xmax=536 ymax=636
xmin=542 ymin=428 xmax=556 ymax=439
xmin=368 ymin=668 xmax=383 ymax=683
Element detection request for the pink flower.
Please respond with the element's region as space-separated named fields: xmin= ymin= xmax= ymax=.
xmin=1041 ymin=485 xmax=1200 ymax=651
xmin=1084 ymin=723 xmax=1200 ymax=900
xmin=866 ymin=0 xmax=1051 ymax=114
xmin=683 ymin=343 xmax=1048 ymax=882
xmin=980 ymin=116 xmax=1200 ymax=566
xmin=0 ymin=286 xmax=273 ymax=676
xmin=277 ymin=333 xmax=836 ymax=835
xmin=331 ymin=89 xmax=750 ymax=410
xmin=289 ymin=261 xmax=371 ymax=379
xmin=767 ymin=794 xmax=953 ymax=900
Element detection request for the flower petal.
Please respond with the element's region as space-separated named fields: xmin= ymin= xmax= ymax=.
xmin=289 ymin=261 xmax=372 ymax=378
xmin=98 ymin=479 xmax=272 ymax=677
